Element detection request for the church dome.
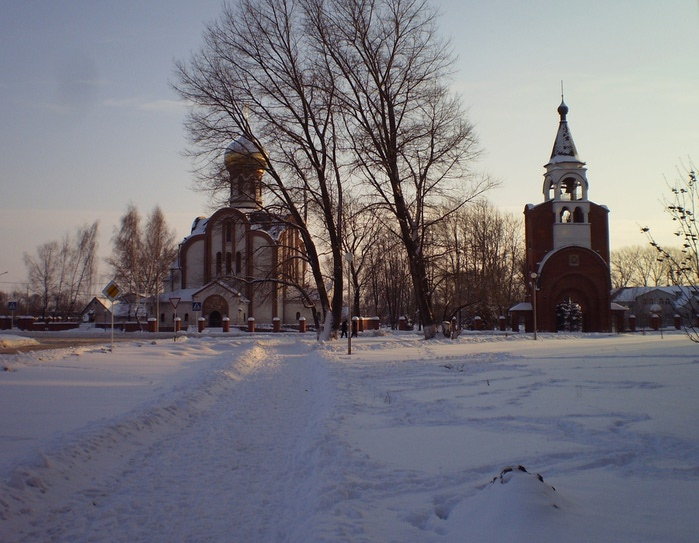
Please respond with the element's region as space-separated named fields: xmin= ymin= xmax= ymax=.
xmin=557 ymin=99 xmax=569 ymax=120
xmin=223 ymin=136 xmax=267 ymax=170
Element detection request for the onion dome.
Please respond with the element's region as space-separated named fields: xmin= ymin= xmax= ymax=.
xmin=549 ymin=98 xmax=581 ymax=164
xmin=223 ymin=135 xmax=267 ymax=171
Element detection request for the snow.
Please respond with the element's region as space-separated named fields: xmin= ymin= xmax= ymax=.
xmin=1 ymin=330 xmax=698 ymax=542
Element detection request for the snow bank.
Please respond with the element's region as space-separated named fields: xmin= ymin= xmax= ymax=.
xmin=0 ymin=334 xmax=38 ymax=349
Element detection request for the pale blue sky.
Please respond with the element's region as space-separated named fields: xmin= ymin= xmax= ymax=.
xmin=2 ymin=0 xmax=698 ymax=291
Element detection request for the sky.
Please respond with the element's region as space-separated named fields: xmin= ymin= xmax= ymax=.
xmin=1 ymin=0 xmax=699 ymax=294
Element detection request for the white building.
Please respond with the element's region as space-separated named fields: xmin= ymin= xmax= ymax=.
xmin=158 ymin=136 xmax=311 ymax=330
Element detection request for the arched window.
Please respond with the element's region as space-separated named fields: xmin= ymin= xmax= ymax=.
xmin=573 ymin=207 xmax=584 ymax=223
xmin=560 ymin=207 xmax=572 ymax=223
xmin=216 ymin=252 xmax=222 ymax=276
xmin=226 ymin=252 xmax=232 ymax=274
xmin=235 ymin=251 xmax=242 ymax=274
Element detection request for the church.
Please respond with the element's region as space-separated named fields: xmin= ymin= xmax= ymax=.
xmin=513 ymin=99 xmax=614 ymax=333
xmin=157 ymin=136 xmax=311 ymax=331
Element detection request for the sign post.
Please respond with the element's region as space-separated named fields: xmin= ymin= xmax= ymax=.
xmin=192 ymin=301 xmax=202 ymax=336
xmin=169 ymin=297 xmax=181 ymax=342
xmin=102 ymin=280 xmax=121 ymax=352
xmin=344 ymin=252 xmax=353 ymax=355
xmin=8 ymin=301 xmax=18 ymax=329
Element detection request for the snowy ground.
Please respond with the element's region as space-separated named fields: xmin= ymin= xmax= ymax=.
xmin=1 ymin=329 xmax=698 ymax=542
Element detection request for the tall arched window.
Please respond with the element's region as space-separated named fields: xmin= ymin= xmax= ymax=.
xmin=216 ymin=252 xmax=222 ymax=276
xmin=235 ymin=251 xmax=242 ymax=274
xmin=226 ymin=252 xmax=232 ymax=274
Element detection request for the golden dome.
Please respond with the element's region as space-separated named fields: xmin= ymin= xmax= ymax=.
xmin=223 ymin=136 xmax=267 ymax=170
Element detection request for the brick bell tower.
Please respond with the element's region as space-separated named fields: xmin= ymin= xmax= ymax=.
xmin=524 ymin=98 xmax=611 ymax=332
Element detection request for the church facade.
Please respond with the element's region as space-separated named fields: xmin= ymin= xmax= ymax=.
xmin=517 ymin=100 xmax=612 ymax=333
xmin=157 ymin=136 xmax=311 ymax=330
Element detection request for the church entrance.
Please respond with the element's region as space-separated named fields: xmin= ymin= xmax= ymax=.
xmin=209 ymin=311 xmax=223 ymax=327
xmin=202 ymin=295 xmax=229 ymax=328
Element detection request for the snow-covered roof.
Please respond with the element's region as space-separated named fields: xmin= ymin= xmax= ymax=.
xmin=546 ymin=99 xmax=584 ymax=166
xmin=509 ymin=302 xmax=532 ymax=311
xmin=612 ymin=286 xmax=699 ymax=307
xmin=158 ymin=288 xmax=200 ymax=303
xmin=190 ymin=216 xmax=208 ymax=236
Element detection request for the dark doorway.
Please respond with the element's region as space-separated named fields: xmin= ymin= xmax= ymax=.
xmin=209 ymin=311 xmax=223 ymax=328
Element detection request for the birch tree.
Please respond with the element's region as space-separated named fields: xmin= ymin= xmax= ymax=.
xmin=107 ymin=205 xmax=177 ymax=322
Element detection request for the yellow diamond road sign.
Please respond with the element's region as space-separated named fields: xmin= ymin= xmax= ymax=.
xmin=102 ymin=280 xmax=121 ymax=302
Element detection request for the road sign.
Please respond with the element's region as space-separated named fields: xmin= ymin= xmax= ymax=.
xmin=102 ymin=280 xmax=121 ymax=301
xmin=192 ymin=301 xmax=202 ymax=311
xmin=8 ymin=301 xmax=18 ymax=311
xmin=169 ymin=297 xmax=181 ymax=309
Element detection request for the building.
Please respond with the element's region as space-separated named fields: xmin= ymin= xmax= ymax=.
xmin=514 ymin=99 xmax=612 ymax=332
xmin=612 ymin=286 xmax=699 ymax=329
xmin=158 ymin=136 xmax=311 ymax=330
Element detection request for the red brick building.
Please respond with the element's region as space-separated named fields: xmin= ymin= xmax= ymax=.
xmin=521 ymin=100 xmax=611 ymax=332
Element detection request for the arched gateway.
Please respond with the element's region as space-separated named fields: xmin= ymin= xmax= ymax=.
xmin=202 ymin=294 xmax=228 ymax=328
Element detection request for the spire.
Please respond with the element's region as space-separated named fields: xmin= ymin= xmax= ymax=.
xmin=549 ymin=95 xmax=581 ymax=164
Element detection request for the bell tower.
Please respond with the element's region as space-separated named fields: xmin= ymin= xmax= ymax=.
xmin=223 ymin=135 xmax=266 ymax=209
xmin=523 ymin=99 xmax=612 ymax=332
xmin=544 ymin=99 xmax=592 ymax=250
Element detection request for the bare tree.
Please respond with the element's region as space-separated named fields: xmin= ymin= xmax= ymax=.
xmin=174 ymin=0 xmax=348 ymax=339
xmin=175 ymin=0 xmax=491 ymax=340
xmin=60 ymin=222 xmax=99 ymax=316
xmin=143 ymin=206 xmax=179 ymax=321
xmin=24 ymin=241 xmax=59 ymax=320
xmin=107 ymin=205 xmax=178 ymax=323
xmin=611 ymin=246 xmax=643 ymax=289
xmin=430 ymin=200 xmax=524 ymax=328
xmin=612 ymin=245 xmax=683 ymax=288
xmin=644 ymin=165 xmax=699 ymax=340
xmin=23 ymin=221 xmax=99 ymax=319
xmin=306 ymin=0 xmax=493 ymax=338
xmin=107 ymin=204 xmax=143 ymax=319
xmin=364 ymin=226 xmax=414 ymax=328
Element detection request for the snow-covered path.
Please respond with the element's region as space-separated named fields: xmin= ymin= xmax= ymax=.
xmin=2 ymin=338 xmax=332 ymax=543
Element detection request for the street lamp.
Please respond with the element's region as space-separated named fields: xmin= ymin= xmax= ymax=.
xmin=530 ymin=271 xmax=538 ymax=340
xmin=344 ymin=252 xmax=353 ymax=355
